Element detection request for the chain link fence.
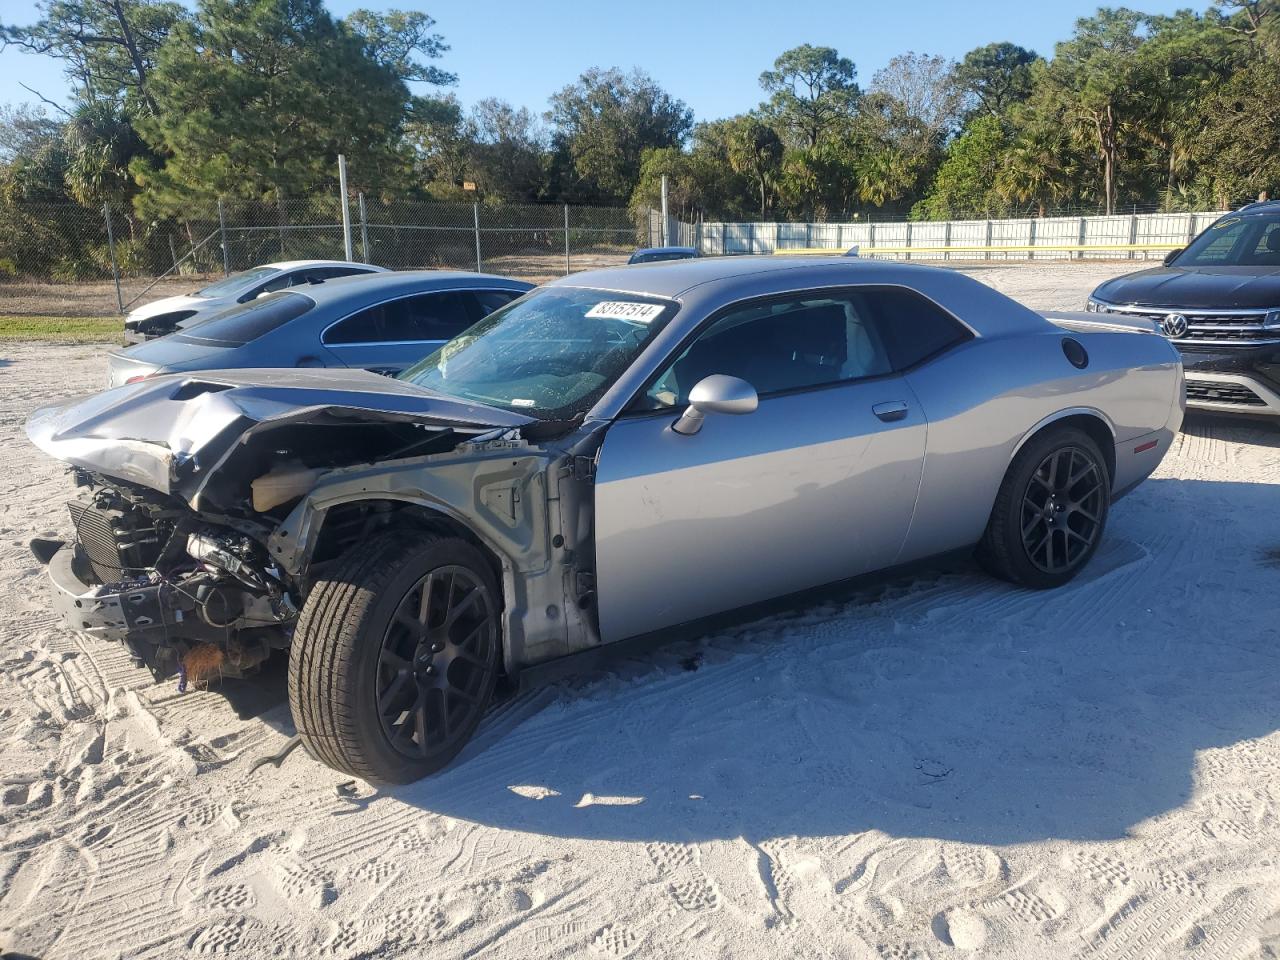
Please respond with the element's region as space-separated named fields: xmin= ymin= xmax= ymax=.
xmin=0 ymin=197 xmax=644 ymax=316
xmin=2 ymin=194 xmax=1256 ymax=317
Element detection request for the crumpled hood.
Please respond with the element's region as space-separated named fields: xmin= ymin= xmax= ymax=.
xmin=1094 ymin=265 xmax=1280 ymax=310
xmin=26 ymin=367 xmax=534 ymax=501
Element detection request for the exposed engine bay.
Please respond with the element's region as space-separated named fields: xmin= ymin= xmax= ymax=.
xmin=31 ymin=368 xmax=603 ymax=687
xmin=60 ymin=474 xmax=299 ymax=683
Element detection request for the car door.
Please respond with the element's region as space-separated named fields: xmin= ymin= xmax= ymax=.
xmin=592 ymin=288 xmax=931 ymax=643
xmin=321 ymin=289 xmax=518 ymax=374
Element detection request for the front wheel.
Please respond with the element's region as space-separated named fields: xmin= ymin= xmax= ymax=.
xmin=288 ymin=531 xmax=501 ymax=784
xmin=979 ymin=426 xmax=1110 ymax=589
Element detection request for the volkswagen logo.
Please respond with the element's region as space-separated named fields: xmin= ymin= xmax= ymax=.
xmin=1160 ymin=313 xmax=1189 ymax=338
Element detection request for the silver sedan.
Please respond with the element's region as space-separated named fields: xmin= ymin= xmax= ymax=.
xmin=29 ymin=256 xmax=1184 ymax=783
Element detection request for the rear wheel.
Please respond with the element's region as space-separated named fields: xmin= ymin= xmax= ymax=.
xmin=979 ymin=426 xmax=1110 ymax=589
xmin=288 ymin=531 xmax=501 ymax=784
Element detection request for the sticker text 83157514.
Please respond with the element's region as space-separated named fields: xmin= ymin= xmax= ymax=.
xmin=584 ymin=301 xmax=666 ymax=323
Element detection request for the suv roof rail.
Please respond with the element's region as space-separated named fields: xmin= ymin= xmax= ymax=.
xmin=1237 ymin=199 xmax=1280 ymax=212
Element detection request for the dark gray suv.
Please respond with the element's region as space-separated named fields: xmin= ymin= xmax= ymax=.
xmin=1088 ymin=201 xmax=1280 ymax=418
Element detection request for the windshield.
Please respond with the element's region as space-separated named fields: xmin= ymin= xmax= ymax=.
xmin=1176 ymin=215 xmax=1280 ymax=267
xmin=398 ymin=287 xmax=678 ymax=419
xmin=195 ymin=266 xmax=279 ymax=297
xmin=171 ymin=292 xmax=314 ymax=347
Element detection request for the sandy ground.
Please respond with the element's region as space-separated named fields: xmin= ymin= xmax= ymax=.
xmin=2 ymin=262 xmax=1279 ymax=960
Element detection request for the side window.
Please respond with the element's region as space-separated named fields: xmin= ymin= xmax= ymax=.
xmin=324 ymin=292 xmax=475 ymax=345
xmin=644 ymin=293 xmax=893 ymax=408
xmin=259 ymin=271 xmax=298 ymax=293
xmin=859 ymin=288 xmax=971 ymax=370
xmin=239 ymin=271 xmax=294 ymax=300
xmin=1248 ymin=221 xmax=1280 ymax=265
xmin=1185 ymin=218 xmax=1248 ymax=264
xmin=472 ymin=289 xmax=522 ymax=317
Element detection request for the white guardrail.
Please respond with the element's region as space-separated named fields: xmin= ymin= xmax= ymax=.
xmin=655 ymin=210 xmax=1231 ymax=261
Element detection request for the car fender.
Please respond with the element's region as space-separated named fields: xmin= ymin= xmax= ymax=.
xmin=268 ymin=441 xmax=590 ymax=676
xmin=1009 ymin=405 xmax=1117 ymax=466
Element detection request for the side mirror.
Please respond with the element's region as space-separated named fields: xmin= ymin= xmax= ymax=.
xmin=1163 ymin=247 xmax=1182 ymax=266
xmin=672 ymin=374 xmax=758 ymax=435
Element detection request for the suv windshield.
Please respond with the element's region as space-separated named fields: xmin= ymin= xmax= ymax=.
xmin=196 ymin=266 xmax=279 ymax=297
xmin=172 ymin=292 xmax=314 ymax=347
xmin=1176 ymin=215 xmax=1280 ymax=267
xmin=398 ymin=287 xmax=677 ymax=419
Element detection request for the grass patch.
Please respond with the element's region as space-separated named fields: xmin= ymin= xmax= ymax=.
xmin=0 ymin=315 xmax=121 ymax=342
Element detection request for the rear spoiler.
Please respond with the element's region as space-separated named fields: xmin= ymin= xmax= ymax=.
xmin=1040 ymin=310 xmax=1157 ymax=335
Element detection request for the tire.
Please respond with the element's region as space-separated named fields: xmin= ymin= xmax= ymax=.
xmin=979 ymin=426 xmax=1110 ymax=589
xmin=288 ymin=530 xmax=502 ymax=784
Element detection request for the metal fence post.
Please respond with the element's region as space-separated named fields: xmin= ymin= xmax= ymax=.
xmin=660 ymin=174 xmax=669 ymax=246
xmin=1028 ymin=218 xmax=1036 ymax=262
xmin=563 ymin=204 xmax=570 ymax=275
xmin=217 ymin=198 xmax=230 ymax=275
xmin=338 ymin=154 xmax=354 ymax=261
xmin=943 ymin=221 xmax=951 ymax=261
xmin=1128 ymin=213 xmax=1138 ymax=260
xmin=904 ymin=221 xmax=912 ymax=261
xmin=1077 ymin=216 xmax=1087 ymax=261
xmin=358 ymin=192 xmax=370 ymax=263
xmin=103 ymin=203 xmax=124 ymax=314
xmin=473 ymin=203 xmax=482 ymax=272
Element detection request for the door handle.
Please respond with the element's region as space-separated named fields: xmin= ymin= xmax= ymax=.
xmin=872 ymin=400 xmax=909 ymax=422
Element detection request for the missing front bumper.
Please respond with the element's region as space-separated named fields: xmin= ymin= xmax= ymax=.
xmin=42 ymin=544 xmax=271 ymax=679
xmin=46 ymin=543 xmax=194 ymax=643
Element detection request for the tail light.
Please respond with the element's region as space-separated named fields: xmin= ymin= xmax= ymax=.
xmin=125 ymin=374 xmax=153 ymax=384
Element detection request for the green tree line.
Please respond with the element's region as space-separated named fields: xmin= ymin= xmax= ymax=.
xmin=1 ymin=0 xmax=1278 ymax=279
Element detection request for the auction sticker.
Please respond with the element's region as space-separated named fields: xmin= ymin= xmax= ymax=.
xmin=585 ymin=301 xmax=666 ymax=323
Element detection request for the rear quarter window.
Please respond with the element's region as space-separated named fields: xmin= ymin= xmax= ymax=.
xmin=862 ymin=287 xmax=972 ymax=370
xmin=173 ymin=292 xmax=314 ymax=347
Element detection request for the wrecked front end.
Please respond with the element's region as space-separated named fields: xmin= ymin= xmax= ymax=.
xmin=27 ymin=369 xmax=542 ymax=684
xmin=46 ymin=481 xmax=296 ymax=683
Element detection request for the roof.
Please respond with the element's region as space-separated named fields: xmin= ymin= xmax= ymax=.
xmin=1235 ymin=200 xmax=1280 ymax=215
xmin=549 ymin=255 xmax=943 ymax=298
xmin=259 ymin=259 xmax=388 ymax=271
xmin=548 ymin=255 xmax=1048 ymax=340
xmin=285 ymin=269 xmax=533 ymax=307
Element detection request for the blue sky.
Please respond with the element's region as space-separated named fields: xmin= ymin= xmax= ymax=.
xmin=0 ymin=0 xmax=1208 ymax=122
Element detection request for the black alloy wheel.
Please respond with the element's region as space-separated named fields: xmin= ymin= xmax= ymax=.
xmin=289 ymin=531 xmax=502 ymax=784
xmin=1019 ymin=446 xmax=1107 ymax=575
xmin=375 ymin=566 xmax=498 ymax=765
xmin=979 ymin=425 xmax=1111 ymax=589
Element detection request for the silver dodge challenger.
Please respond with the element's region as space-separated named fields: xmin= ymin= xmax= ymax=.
xmin=26 ymin=257 xmax=1184 ymax=783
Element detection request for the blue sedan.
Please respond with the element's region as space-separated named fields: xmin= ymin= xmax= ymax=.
xmin=105 ymin=271 xmax=533 ymax=387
